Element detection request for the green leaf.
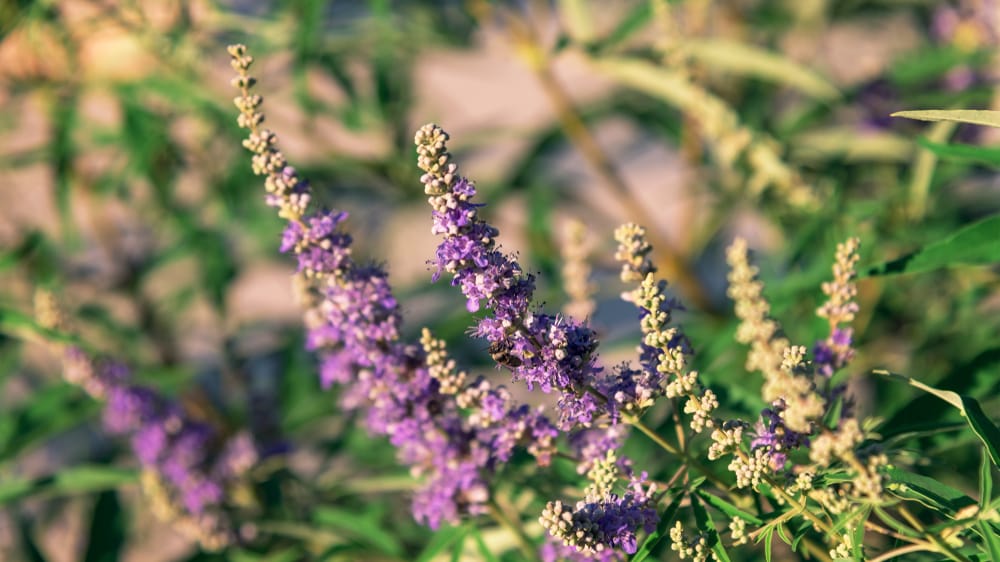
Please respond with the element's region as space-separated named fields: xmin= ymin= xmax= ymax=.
xmin=450 ymin=529 xmax=467 ymax=562
xmin=313 ymin=507 xmax=403 ymax=556
xmin=981 ymin=450 xmax=994 ymax=512
xmin=761 ymin=527 xmax=774 ymax=562
xmin=851 ymin=518 xmax=866 ymax=561
xmin=415 ymin=524 xmax=468 ymax=562
xmin=875 ymin=370 xmax=1000 ymax=466
xmin=864 ymin=214 xmax=1000 ymax=277
xmin=0 ymin=478 xmax=35 ymax=505
xmin=691 ymin=494 xmax=732 ymax=562
xmin=694 ymin=490 xmax=763 ymax=525
xmin=0 ymin=466 xmax=136 ymax=506
xmin=883 ymin=466 xmax=977 ymax=516
xmin=891 ymin=109 xmax=1000 ymax=128
xmin=52 ymin=465 xmax=136 ymax=494
xmin=917 ymin=138 xmax=1000 ymax=166
xmin=775 ymin=522 xmax=791 ymax=546
xmin=888 ymin=46 xmax=992 ymax=86
xmin=978 ymin=521 xmax=1000 ymax=561
xmin=683 ymin=39 xmax=840 ymax=100
xmin=631 ymin=493 xmax=683 ymax=562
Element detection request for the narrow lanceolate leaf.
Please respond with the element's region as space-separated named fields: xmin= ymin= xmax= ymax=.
xmin=979 ymin=521 xmax=1000 ymax=561
xmin=917 ymin=138 xmax=1000 ymax=167
xmin=874 ymin=370 xmax=1000 ymax=466
xmin=0 ymin=466 xmax=137 ymax=506
xmin=883 ymin=466 xmax=977 ymax=516
xmin=694 ymin=489 xmax=764 ymax=525
xmin=691 ymin=494 xmax=732 ymax=562
xmin=864 ymin=214 xmax=1000 ymax=277
xmin=892 ymin=109 xmax=1000 ymax=128
xmin=682 ymin=39 xmax=839 ymax=100
xmin=980 ymin=450 xmax=994 ymax=512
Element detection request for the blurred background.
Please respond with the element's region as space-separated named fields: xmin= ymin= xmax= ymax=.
xmin=1 ymin=1 xmax=999 ymax=560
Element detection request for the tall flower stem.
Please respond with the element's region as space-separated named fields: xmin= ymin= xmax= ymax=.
xmin=487 ymin=7 xmax=712 ymax=312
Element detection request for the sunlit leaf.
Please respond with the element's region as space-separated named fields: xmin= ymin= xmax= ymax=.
xmin=891 ymin=109 xmax=1000 ymax=128
xmin=876 ymin=370 xmax=1000 ymax=466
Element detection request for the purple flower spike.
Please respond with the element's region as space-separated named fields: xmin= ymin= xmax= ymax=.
xmin=415 ymin=123 xmax=608 ymax=431
xmin=58 ymin=345 xmax=263 ymax=549
xmin=233 ymin=55 xmax=565 ymax=529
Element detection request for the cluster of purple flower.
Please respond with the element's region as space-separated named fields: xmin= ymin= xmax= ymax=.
xmin=415 ymin=125 xmax=675 ymax=558
xmin=44 ymin=338 xmax=258 ymax=549
xmin=229 ymin=44 xmax=559 ymax=530
xmin=539 ymin=451 xmax=659 ymax=557
xmin=415 ymin=124 xmax=609 ymax=430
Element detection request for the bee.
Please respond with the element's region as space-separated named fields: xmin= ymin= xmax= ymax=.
xmin=488 ymin=338 xmax=523 ymax=369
